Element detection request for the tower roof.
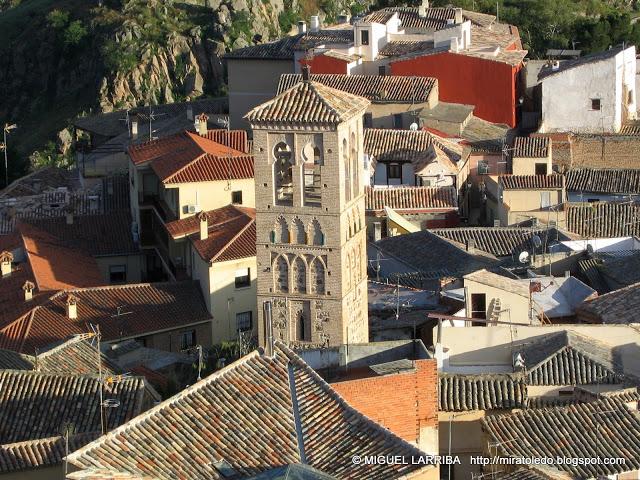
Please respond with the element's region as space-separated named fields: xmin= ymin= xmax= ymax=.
xmin=245 ymin=80 xmax=370 ymax=125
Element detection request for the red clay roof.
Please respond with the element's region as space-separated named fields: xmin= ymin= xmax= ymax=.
xmin=365 ymin=185 xmax=458 ymax=212
xmin=0 ymin=282 xmax=211 ymax=354
xmin=165 ymin=206 xmax=256 ymax=263
xmin=18 ymin=221 xmax=104 ymax=292
xmin=128 ymin=131 xmax=253 ymax=184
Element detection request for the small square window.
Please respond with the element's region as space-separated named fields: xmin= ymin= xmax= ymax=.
xmin=477 ymin=161 xmax=490 ymax=175
xmin=231 ymin=190 xmax=243 ymax=204
xmin=363 ymin=113 xmax=373 ymax=128
xmin=361 ymin=30 xmax=369 ymax=46
xmin=236 ymin=311 xmax=253 ymax=332
xmin=535 ymin=163 xmax=547 ymax=175
xmin=109 ymin=265 xmax=126 ymax=284
xmin=591 ymin=98 xmax=601 ymax=110
xmin=393 ymin=114 xmax=403 ymax=129
xmin=180 ymin=330 xmax=196 ymax=350
xmin=235 ymin=268 xmax=251 ymax=288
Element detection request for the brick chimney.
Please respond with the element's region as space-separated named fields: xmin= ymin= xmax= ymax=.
xmin=22 ymin=280 xmax=35 ymax=301
xmin=131 ymin=114 xmax=139 ymax=138
xmin=0 ymin=251 xmax=13 ymax=277
xmin=302 ymin=64 xmax=311 ymax=82
xmin=196 ymin=113 xmax=209 ymax=136
xmin=66 ymin=294 xmax=79 ymax=320
xmin=197 ymin=211 xmax=208 ymax=241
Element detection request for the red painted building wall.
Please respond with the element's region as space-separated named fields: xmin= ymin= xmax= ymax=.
xmin=391 ymin=52 xmax=521 ymax=127
xmin=301 ymin=53 xmax=349 ymax=74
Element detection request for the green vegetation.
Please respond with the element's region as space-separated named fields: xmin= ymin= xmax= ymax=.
xmin=428 ymin=0 xmax=640 ymax=57
xmin=228 ymin=10 xmax=253 ymax=45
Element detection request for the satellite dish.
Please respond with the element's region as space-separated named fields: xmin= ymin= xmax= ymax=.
xmin=409 ymin=122 xmax=419 ymax=131
xmin=531 ymin=235 xmax=542 ymax=249
xmin=518 ymin=251 xmax=530 ymax=264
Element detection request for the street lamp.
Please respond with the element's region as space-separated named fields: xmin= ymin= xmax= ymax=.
xmin=2 ymin=123 xmax=17 ymax=188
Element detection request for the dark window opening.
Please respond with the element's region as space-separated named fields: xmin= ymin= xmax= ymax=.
xmin=591 ymin=98 xmax=601 ymax=110
xmin=535 ymin=163 xmax=547 ymax=175
xmin=298 ymin=314 xmax=308 ymax=341
xmin=378 ymin=65 xmax=386 ymax=76
xmin=361 ymin=30 xmax=369 ymax=45
xmin=393 ymin=113 xmax=403 ymax=129
xmin=232 ymin=190 xmax=243 ymax=204
xmin=388 ymin=163 xmax=402 ymax=180
xmin=235 ymin=268 xmax=251 ymax=288
xmin=180 ymin=329 xmax=196 ymax=350
xmin=363 ymin=113 xmax=373 ymax=128
xmin=236 ymin=311 xmax=253 ymax=332
xmin=470 ymin=293 xmax=486 ymax=326
xmin=109 ymin=265 xmax=127 ymax=284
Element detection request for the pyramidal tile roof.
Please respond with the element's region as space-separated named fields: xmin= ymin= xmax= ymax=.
xmin=245 ymin=80 xmax=370 ymax=124
xmin=67 ymin=342 xmax=433 ymax=480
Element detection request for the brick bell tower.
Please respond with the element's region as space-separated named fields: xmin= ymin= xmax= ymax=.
xmin=245 ymin=67 xmax=370 ymax=348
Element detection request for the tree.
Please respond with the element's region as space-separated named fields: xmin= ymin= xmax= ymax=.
xmin=63 ymin=20 xmax=88 ymax=47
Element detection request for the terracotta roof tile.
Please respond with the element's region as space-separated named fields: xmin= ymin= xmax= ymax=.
xmin=277 ymin=74 xmax=437 ymax=104
xmin=565 ymin=202 xmax=640 ymax=238
xmin=245 ymin=80 xmax=370 ymax=124
xmin=566 ymin=168 xmax=640 ymax=195
xmin=367 ymin=7 xmax=456 ymax=30
xmin=512 ymin=136 xmax=550 ymax=158
xmin=439 ymin=373 xmax=527 ymax=411
xmin=66 ymin=342 xmax=433 ymax=479
xmin=576 ymin=280 xmax=640 ymax=324
xmin=483 ymin=399 xmax=640 ymax=477
xmin=0 ymin=370 xmax=148 ymax=444
xmin=0 ymin=282 xmax=211 ymax=354
xmin=365 ymin=185 xmax=457 ymax=212
xmin=164 ymin=154 xmax=254 ymax=184
xmin=166 ymin=205 xmax=256 ymax=263
xmin=364 ymin=128 xmax=464 ymax=163
xmin=499 ymin=174 xmax=564 ymax=190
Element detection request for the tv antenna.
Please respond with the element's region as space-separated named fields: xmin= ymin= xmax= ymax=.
xmin=147 ymin=105 xmax=167 ymax=141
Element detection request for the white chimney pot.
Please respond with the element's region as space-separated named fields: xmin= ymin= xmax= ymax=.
xmin=198 ymin=212 xmax=208 ymax=241
xmin=0 ymin=251 xmax=13 ymax=277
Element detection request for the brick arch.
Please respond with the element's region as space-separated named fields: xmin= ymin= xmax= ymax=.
xmin=273 ymin=254 xmax=290 ymax=293
xmin=292 ymin=255 xmax=307 ymax=294
xmin=309 ymin=218 xmax=325 ymax=246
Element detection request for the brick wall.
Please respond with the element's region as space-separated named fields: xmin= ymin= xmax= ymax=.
xmin=331 ymin=359 xmax=438 ymax=448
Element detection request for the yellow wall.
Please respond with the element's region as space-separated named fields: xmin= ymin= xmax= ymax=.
xmin=190 ymin=250 xmax=258 ymax=344
xmin=464 ymin=278 xmax=531 ymax=324
xmin=169 ymin=178 xmax=255 ymax=219
xmin=512 ymin=155 xmax=553 ymax=176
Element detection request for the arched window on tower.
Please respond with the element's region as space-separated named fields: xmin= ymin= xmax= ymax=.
xmin=274 ymin=142 xmax=293 ymax=205
xmin=310 ymin=219 xmax=324 ymax=246
xmin=303 ymin=143 xmax=322 ymax=207
xmin=274 ymin=256 xmax=289 ymax=293
xmin=310 ymin=258 xmax=325 ymax=294
xmin=292 ymin=257 xmax=307 ymax=294
xmin=343 ymin=138 xmax=351 ymax=202
xmin=351 ymin=131 xmax=359 ymax=197
xmin=297 ymin=312 xmax=308 ymax=342
xmin=275 ymin=216 xmax=289 ymax=243
xmin=292 ymin=217 xmax=306 ymax=244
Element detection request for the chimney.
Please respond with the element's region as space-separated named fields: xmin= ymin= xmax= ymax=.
xmin=66 ymin=294 xmax=78 ymax=320
xmin=302 ymin=64 xmax=311 ymax=82
xmin=310 ymin=15 xmax=320 ymax=32
xmin=466 ymin=238 xmax=475 ymax=254
xmin=65 ymin=209 xmax=74 ymax=225
xmin=196 ymin=113 xmax=209 ymax=136
xmin=418 ymin=0 xmax=429 ymax=17
xmin=197 ymin=211 xmax=208 ymax=241
xmin=454 ymin=8 xmax=463 ymax=24
xmin=186 ymin=105 xmax=194 ymax=121
xmin=0 ymin=251 xmax=13 ymax=277
xmin=297 ymin=21 xmax=307 ymax=34
xmin=131 ymin=115 xmax=139 ymax=138
xmin=22 ymin=280 xmax=35 ymax=301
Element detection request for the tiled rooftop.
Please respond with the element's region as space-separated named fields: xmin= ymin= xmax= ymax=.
xmin=576 ymin=280 xmax=640 ymax=324
xmin=512 ymin=136 xmax=550 ymax=158
xmin=366 ymin=7 xmax=457 ymax=30
xmin=439 ymin=373 xmax=527 ymax=411
xmin=578 ymin=251 xmax=640 ymax=294
xmin=129 ymin=130 xmax=253 ymax=184
xmin=365 ymin=185 xmax=457 ymax=212
xmin=277 ymin=73 xmax=437 ymax=104
xmin=66 ymin=342 xmax=433 ymax=479
xmin=566 ymin=168 xmax=640 ymax=195
xmin=483 ymin=399 xmax=640 ymax=477
xmin=364 ymin=128 xmax=464 ymax=163
xmin=464 ymin=268 xmax=530 ymax=297
xmin=565 ymin=202 xmax=640 ymax=238
xmin=0 ymin=282 xmax=211 ymax=354
xmin=499 ymin=174 xmax=564 ymax=190
xmin=245 ymin=80 xmax=370 ymax=125
xmin=430 ymin=227 xmax=569 ymax=257
xmin=165 ymin=205 xmax=256 ymax=263
xmin=538 ymin=46 xmax=624 ymax=81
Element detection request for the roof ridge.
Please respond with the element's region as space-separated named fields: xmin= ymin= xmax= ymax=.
xmin=308 ymin=81 xmax=342 ymax=121
xmin=162 ymin=152 xmax=207 ymax=183
xmin=50 ymin=280 xmax=199 ymax=296
xmin=209 ymin=217 xmax=256 ymax=263
xmin=36 ymin=333 xmax=95 ymax=358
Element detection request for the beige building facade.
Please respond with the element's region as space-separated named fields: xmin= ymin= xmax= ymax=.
xmin=247 ymin=77 xmax=370 ymax=347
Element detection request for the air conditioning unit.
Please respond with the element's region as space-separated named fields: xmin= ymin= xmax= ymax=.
xmin=187 ymin=204 xmax=201 ymax=214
